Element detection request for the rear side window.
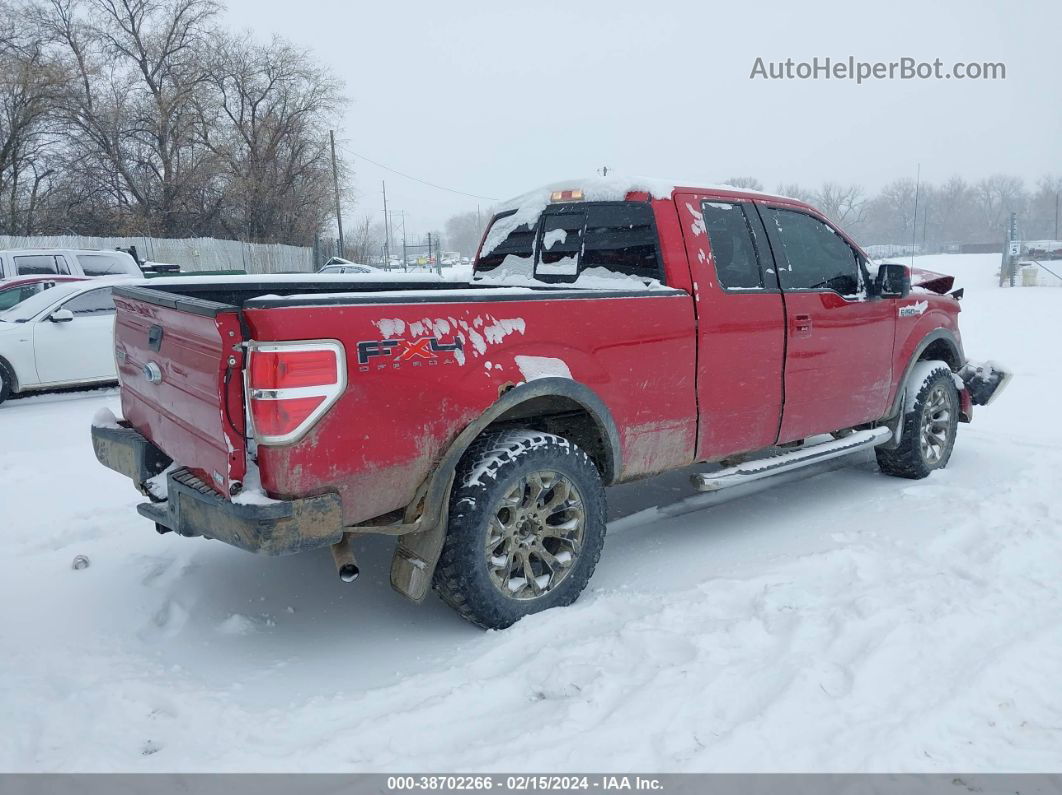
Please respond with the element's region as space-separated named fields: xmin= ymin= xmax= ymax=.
xmin=476 ymin=213 xmax=536 ymax=272
xmin=538 ymin=208 xmax=584 ymax=276
xmin=768 ymin=209 xmax=861 ymax=296
xmin=14 ymin=255 xmax=68 ymax=276
xmin=701 ymin=202 xmax=765 ymax=289
xmin=77 ymin=253 xmax=138 ymax=276
xmin=477 ymin=202 xmax=663 ymax=284
xmin=581 ymin=203 xmax=660 ymax=280
xmin=63 ymin=288 xmax=115 ymax=316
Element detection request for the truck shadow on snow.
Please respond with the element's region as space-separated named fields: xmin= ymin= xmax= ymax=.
xmin=152 ymin=451 xmax=881 ymax=660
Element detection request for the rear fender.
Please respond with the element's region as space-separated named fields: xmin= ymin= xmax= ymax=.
xmin=389 ymin=377 xmax=621 ymax=602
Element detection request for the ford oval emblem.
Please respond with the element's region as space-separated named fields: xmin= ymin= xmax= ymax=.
xmin=143 ymin=362 xmax=163 ymax=384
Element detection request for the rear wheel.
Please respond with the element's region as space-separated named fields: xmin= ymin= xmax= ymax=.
xmin=876 ymin=365 xmax=959 ymax=479
xmin=434 ymin=429 xmax=607 ymax=629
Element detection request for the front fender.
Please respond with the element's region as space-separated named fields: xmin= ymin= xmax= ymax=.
xmin=885 ymin=321 xmax=965 ymax=421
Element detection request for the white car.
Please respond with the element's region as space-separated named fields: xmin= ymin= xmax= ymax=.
xmin=0 ymin=248 xmax=143 ymax=282
xmin=317 ymin=258 xmax=376 ymax=274
xmin=0 ymin=277 xmax=132 ymax=405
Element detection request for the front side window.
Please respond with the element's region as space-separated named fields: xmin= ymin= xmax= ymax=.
xmin=14 ymin=255 xmax=62 ymax=276
xmin=769 ymin=209 xmax=861 ymax=296
xmin=63 ymin=288 xmax=115 ymax=316
xmin=701 ymin=202 xmax=764 ymax=289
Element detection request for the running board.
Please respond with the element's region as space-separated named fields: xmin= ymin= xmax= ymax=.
xmin=691 ymin=427 xmax=892 ymax=492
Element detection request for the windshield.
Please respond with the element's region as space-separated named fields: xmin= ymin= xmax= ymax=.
xmin=0 ymin=282 xmax=81 ymax=323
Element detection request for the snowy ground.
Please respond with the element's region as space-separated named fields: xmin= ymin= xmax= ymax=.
xmin=1 ymin=254 xmax=1059 ymax=772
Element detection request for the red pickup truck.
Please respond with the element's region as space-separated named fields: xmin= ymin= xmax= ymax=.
xmin=91 ymin=178 xmax=1008 ymax=629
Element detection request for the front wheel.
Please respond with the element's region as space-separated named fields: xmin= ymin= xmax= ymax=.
xmin=0 ymin=359 xmax=13 ymax=406
xmin=434 ymin=429 xmax=607 ymax=629
xmin=876 ymin=364 xmax=959 ymax=479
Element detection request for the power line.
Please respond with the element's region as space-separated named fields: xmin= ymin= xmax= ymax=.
xmin=344 ymin=148 xmax=499 ymax=202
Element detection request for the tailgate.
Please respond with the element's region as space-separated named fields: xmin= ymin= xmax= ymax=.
xmin=113 ymin=286 xmax=247 ymax=495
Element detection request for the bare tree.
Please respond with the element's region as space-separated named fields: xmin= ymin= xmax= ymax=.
xmin=197 ymin=31 xmax=344 ymax=245
xmin=973 ymin=174 xmax=1026 ymax=239
xmin=344 ymin=213 xmax=385 ymax=264
xmin=811 ymin=182 xmax=866 ymax=229
xmin=0 ymin=2 xmax=67 ymax=233
xmin=1026 ymin=175 xmax=1061 ymax=239
xmin=39 ymin=0 xmax=221 ymax=235
xmin=862 ymin=178 xmax=919 ymax=245
xmin=444 ymin=209 xmax=485 ymax=257
xmin=723 ymin=176 xmax=763 ymax=191
xmin=775 ymin=182 xmax=814 ymax=203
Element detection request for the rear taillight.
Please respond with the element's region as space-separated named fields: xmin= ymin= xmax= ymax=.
xmin=246 ymin=341 xmax=345 ymax=444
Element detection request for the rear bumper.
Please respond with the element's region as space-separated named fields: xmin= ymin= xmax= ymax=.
xmin=91 ymin=424 xmax=344 ymax=556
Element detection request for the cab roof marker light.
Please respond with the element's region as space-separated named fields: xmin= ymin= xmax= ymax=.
xmin=550 ymin=189 xmax=584 ymax=202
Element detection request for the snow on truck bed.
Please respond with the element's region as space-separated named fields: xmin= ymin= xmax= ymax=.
xmin=1 ymin=254 xmax=1060 ymax=772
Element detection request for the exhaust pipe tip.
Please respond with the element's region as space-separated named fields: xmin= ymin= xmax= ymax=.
xmin=331 ymin=534 xmax=359 ymax=583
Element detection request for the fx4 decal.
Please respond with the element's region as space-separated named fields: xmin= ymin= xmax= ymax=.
xmin=357 ymin=336 xmax=463 ymax=371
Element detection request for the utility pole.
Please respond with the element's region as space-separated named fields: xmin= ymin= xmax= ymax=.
xmin=1055 ymin=190 xmax=1059 ymax=240
xmin=922 ymin=202 xmax=928 ymax=249
xmin=910 ymin=163 xmax=920 ymax=267
xmin=401 ymin=210 xmax=408 ymax=272
xmin=381 ymin=181 xmax=391 ymax=268
xmin=329 ymin=130 xmax=344 ymax=257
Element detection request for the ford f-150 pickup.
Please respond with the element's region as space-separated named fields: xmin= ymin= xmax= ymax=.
xmin=91 ymin=177 xmax=1009 ymax=628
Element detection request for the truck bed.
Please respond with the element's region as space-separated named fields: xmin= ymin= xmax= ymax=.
xmin=116 ymin=274 xmax=670 ymax=313
xmin=111 ymin=274 xmax=696 ymax=527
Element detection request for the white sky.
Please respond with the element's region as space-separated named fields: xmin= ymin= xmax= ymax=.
xmin=224 ymin=0 xmax=1061 ymax=235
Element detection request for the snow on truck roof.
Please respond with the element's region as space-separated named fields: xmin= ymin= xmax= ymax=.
xmin=482 ymin=176 xmax=799 ymax=258
xmin=493 ymin=175 xmax=795 ymax=213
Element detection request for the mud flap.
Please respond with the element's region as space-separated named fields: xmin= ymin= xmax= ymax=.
xmin=389 ymin=471 xmax=456 ymax=602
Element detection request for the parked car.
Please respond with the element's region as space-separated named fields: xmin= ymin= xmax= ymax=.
xmin=317 ymin=258 xmax=376 ymax=274
xmin=0 ymin=277 xmax=131 ymax=405
xmin=0 ymin=275 xmax=86 ymax=311
xmin=91 ymin=178 xmax=1009 ymax=629
xmin=0 ymin=248 xmax=144 ymax=281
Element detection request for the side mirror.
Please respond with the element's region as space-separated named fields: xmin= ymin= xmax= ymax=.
xmin=49 ymin=308 xmax=74 ymax=323
xmin=875 ymin=263 xmax=910 ymax=299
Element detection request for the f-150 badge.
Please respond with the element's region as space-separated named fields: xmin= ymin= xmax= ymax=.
xmin=898 ymin=300 xmax=928 ymax=318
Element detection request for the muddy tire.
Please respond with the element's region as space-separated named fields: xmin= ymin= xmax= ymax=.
xmin=876 ymin=364 xmax=959 ymax=480
xmin=434 ymin=429 xmax=607 ymax=629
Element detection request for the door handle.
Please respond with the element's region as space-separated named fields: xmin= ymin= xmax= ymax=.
xmin=793 ymin=313 xmax=812 ymax=337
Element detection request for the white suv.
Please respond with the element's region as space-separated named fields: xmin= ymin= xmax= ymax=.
xmin=0 ymin=248 xmax=144 ymax=282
